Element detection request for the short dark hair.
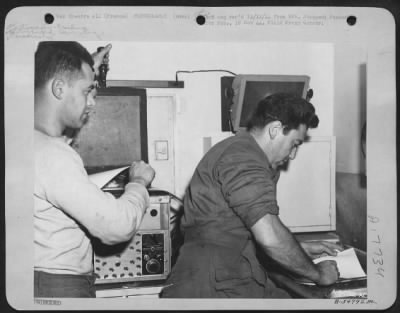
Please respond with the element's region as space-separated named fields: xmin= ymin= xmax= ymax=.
xmin=34 ymin=41 xmax=94 ymax=89
xmin=246 ymin=93 xmax=319 ymax=132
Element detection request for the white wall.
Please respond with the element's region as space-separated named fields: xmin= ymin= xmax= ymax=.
xmin=334 ymin=44 xmax=367 ymax=174
xmin=82 ymin=41 xmax=334 ymax=196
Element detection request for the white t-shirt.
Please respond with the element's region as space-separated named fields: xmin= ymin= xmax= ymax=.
xmin=34 ymin=130 xmax=149 ymax=275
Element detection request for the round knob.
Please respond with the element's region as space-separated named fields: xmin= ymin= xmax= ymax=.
xmin=145 ymin=259 xmax=161 ymax=274
xmin=150 ymin=209 xmax=158 ymax=217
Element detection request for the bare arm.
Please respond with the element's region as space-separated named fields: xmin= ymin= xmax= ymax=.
xmin=300 ymin=241 xmax=343 ymax=259
xmin=251 ymin=213 xmax=339 ymax=285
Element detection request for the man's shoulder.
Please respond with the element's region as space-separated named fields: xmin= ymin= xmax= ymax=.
xmin=203 ymin=132 xmax=266 ymax=169
xmin=34 ymin=131 xmax=81 ymax=166
xmin=219 ymin=132 xmax=262 ymax=157
xmin=35 ymin=131 xmax=70 ymax=151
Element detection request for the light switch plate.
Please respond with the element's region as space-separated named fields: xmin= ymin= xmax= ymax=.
xmin=155 ymin=140 xmax=168 ymax=160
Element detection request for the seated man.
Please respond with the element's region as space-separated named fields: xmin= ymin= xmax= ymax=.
xmin=161 ymin=93 xmax=341 ymax=298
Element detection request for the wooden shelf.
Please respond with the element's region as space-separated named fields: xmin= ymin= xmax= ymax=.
xmin=106 ymin=80 xmax=184 ymax=89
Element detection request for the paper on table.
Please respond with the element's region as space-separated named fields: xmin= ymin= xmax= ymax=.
xmin=88 ymin=166 xmax=130 ymax=189
xmin=313 ymin=248 xmax=366 ymax=280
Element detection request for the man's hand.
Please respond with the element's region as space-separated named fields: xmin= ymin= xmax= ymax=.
xmin=91 ymin=44 xmax=112 ymax=76
xmin=300 ymin=241 xmax=344 ymax=259
xmin=315 ymin=260 xmax=340 ymax=286
xmin=129 ymin=161 xmax=155 ymax=188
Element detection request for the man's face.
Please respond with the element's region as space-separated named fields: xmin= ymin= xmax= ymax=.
xmin=62 ymin=62 xmax=96 ymax=129
xmin=270 ymin=124 xmax=307 ymax=169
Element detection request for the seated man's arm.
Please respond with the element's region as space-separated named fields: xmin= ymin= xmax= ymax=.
xmin=251 ymin=213 xmax=339 ymax=286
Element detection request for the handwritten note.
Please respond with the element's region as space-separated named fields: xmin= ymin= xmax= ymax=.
xmin=368 ymin=215 xmax=385 ymax=279
xmin=5 ymin=24 xmax=54 ymax=40
xmin=5 ymin=23 xmax=103 ymax=41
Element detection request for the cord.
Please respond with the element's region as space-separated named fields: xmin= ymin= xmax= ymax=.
xmin=228 ymin=106 xmax=236 ymax=134
xmin=360 ymin=122 xmax=366 ymax=159
xmin=175 ymin=69 xmax=237 ymax=134
xmin=150 ymin=189 xmax=183 ymax=215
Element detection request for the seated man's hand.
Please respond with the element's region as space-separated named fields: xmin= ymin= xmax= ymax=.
xmin=300 ymin=241 xmax=344 ymax=259
xmin=315 ymin=260 xmax=340 ymax=286
xmin=129 ymin=161 xmax=155 ymax=188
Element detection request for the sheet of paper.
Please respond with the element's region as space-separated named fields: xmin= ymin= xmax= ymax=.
xmin=88 ymin=166 xmax=130 ymax=189
xmin=96 ymin=284 xmax=172 ymax=298
xmin=313 ymin=248 xmax=366 ymax=279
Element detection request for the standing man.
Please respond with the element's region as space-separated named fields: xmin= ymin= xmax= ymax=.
xmin=161 ymin=93 xmax=341 ymax=298
xmin=34 ymin=41 xmax=155 ymax=298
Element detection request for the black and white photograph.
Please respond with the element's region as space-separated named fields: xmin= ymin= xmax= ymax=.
xmin=3 ymin=4 xmax=397 ymax=311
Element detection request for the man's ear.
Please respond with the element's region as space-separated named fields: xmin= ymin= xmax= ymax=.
xmin=268 ymin=121 xmax=283 ymax=139
xmin=51 ymin=79 xmax=65 ymax=100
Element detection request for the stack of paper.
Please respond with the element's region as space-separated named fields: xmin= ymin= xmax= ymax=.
xmin=292 ymin=248 xmax=367 ymax=285
xmin=89 ymin=166 xmax=130 ymax=189
xmin=313 ymin=248 xmax=366 ymax=280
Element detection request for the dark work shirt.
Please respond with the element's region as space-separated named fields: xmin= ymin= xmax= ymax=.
xmin=181 ymin=130 xmax=280 ymax=237
xmin=161 ymin=131 xmax=288 ymax=298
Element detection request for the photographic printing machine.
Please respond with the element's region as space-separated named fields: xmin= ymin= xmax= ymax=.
xmin=88 ymin=167 xmax=173 ymax=298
